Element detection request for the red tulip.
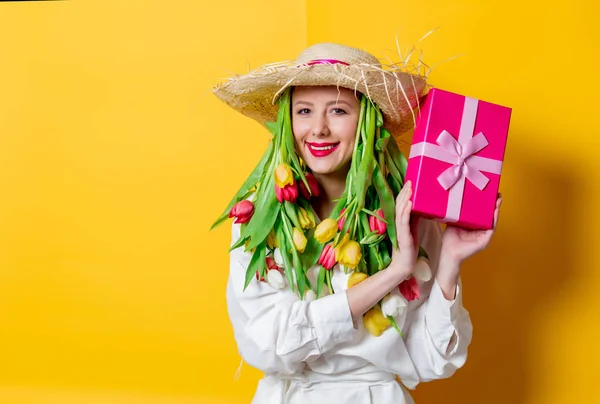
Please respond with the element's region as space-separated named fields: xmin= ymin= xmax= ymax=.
xmin=266 ymin=256 xmax=279 ymax=271
xmin=399 ymin=277 xmax=420 ymax=301
xmin=256 ymin=256 xmax=280 ymax=282
xmin=318 ymin=243 xmax=337 ymax=270
xmin=229 ymin=200 xmax=254 ymax=224
xmin=275 ymin=182 xmax=299 ymax=203
xmin=369 ymin=209 xmax=387 ymax=235
xmin=299 ymin=173 xmax=321 ymax=199
xmin=338 ymin=208 xmax=346 ymax=231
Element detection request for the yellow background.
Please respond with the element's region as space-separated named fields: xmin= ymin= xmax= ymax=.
xmin=0 ymin=0 xmax=598 ymax=403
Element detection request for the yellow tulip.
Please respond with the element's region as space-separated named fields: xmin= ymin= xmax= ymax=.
xmin=363 ymin=306 xmax=391 ymax=337
xmin=298 ymin=207 xmax=315 ymax=229
xmin=347 ymin=272 xmax=368 ymax=288
xmin=314 ymin=218 xmax=338 ymax=243
xmin=274 ymin=163 xmax=294 ymax=188
xmin=266 ymin=229 xmax=278 ymax=249
xmin=292 ymin=227 xmax=307 ymax=253
xmin=335 ymin=236 xmax=362 ymax=269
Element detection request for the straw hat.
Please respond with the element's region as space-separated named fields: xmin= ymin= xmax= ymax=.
xmin=213 ymin=42 xmax=428 ymax=137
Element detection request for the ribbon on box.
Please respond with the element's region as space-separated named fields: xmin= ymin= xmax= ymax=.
xmin=409 ymin=97 xmax=503 ymax=222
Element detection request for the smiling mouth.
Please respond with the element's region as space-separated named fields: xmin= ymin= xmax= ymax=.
xmin=306 ymin=142 xmax=340 ymax=157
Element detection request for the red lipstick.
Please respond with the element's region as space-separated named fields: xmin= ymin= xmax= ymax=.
xmin=306 ymin=142 xmax=340 ymax=157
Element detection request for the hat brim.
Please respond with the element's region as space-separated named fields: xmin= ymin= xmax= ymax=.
xmin=214 ymin=63 xmax=427 ymax=139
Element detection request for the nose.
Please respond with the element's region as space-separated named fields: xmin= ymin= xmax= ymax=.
xmin=312 ymin=114 xmax=330 ymax=137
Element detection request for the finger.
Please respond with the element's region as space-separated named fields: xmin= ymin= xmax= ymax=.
xmin=493 ymin=205 xmax=501 ymax=229
xmin=395 ymin=185 xmax=411 ymax=223
xmin=395 ymin=181 xmax=410 ymax=204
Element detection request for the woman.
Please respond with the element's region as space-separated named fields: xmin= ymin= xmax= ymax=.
xmin=212 ymin=43 xmax=502 ymax=403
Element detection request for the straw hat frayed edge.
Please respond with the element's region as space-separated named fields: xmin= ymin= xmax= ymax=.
xmin=213 ymin=43 xmax=429 ymax=141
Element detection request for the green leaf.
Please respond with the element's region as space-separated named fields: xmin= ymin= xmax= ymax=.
xmin=361 ymin=208 xmax=387 ymax=224
xmin=325 ymin=268 xmax=333 ymax=295
xmin=375 ymin=105 xmax=384 ymax=127
xmin=243 ymin=242 xmax=265 ymax=291
xmin=388 ymin=315 xmax=404 ymax=337
xmin=373 ymin=165 xmax=398 ymax=249
xmin=284 ymin=201 xmax=302 ymax=230
xmin=228 ymin=232 xmax=248 ymax=253
xmin=244 ymin=176 xmax=281 ymax=250
xmin=317 ymin=266 xmax=326 ymax=298
xmin=338 ymin=202 xmax=356 ymax=245
xmin=292 ymin=246 xmax=306 ymax=298
xmin=380 ymin=242 xmax=392 ymax=270
xmin=360 ymin=232 xmax=385 ymax=245
xmin=210 ymin=141 xmax=274 ymax=231
xmin=386 ymin=172 xmax=401 ymax=197
xmin=275 ymin=219 xmax=295 ymax=290
xmin=301 ymin=234 xmax=325 ymax=270
xmin=385 ymin=133 xmax=408 ymax=184
xmin=376 ymin=124 xmax=390 ymax=152
xmin=265 ymin=121 xmax=278 ymax=136
xmin=385 ymin=150 xmax=404 ymax=187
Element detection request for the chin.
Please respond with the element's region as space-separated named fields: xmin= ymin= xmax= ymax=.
xmin=305 ymin=159 xmax=348 ymax=176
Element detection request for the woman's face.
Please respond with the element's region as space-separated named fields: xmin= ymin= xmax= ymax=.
xmin=291 ymin=86 xmax=360 ymax=177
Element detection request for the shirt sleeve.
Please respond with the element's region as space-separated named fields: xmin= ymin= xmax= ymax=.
xmin=402 ymin=220 xmax=473 ymax=382
xmin=225 ymin=222 xmax=358 ymax=375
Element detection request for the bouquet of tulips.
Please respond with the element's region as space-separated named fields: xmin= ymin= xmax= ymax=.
xmin=212 ymin=89 xmax=431 ymax=337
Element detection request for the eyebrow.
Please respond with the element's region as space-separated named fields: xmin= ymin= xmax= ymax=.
xmin=294 ymin=100 xmax=354 ymax=107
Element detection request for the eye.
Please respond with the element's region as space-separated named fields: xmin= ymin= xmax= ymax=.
xmin=331 ymin=108 xmax=347 ymax=115
xmin=296 ymin=108 xmax=311 ymax=115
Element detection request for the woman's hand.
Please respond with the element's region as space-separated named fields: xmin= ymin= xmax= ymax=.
xmin=441 ymin=195 xmax=503 ymax=265
xmin=388 ymin=181 xmax=419 ymax=281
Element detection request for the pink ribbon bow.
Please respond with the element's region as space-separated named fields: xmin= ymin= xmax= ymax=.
xmin=409 ymin=97 xmax=503 ymax=222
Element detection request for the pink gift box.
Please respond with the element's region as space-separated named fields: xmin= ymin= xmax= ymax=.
xmin=405 ymin=88 xmax=511 ymax=230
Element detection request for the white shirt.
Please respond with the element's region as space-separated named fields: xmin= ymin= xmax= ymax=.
xmin=225 ymin=218 xmax=472 ymax=404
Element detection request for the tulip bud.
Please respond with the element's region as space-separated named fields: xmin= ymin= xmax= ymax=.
xmin=335 ymin=235 xmax=362 ymax=269
xmin=413 ymin=257 xmax=432 ymax=282
xmin=292 ymin=227 xmax=307 ymax=253
xmin=338 ymin=208 xmax=346 ymax=231
xmin=265 ymin=256 xmax=279 ymax=271
xmin=228 ymin=200 xmax=254 ymax=224
xmin=298 ymin=207 xmax=315 ymax=229
xmin=274 ymin=163 xmax=294 ymax=188
xmin=399 ymin=277 xmax=420 ymax=301
xmin=314 ymin=218 xmax=338 ymax=243
xmin=267 ymin=269 xmax=285 ymax=289
xmin=304 ymin=289 xmax=317 ymax=302
xmin=363 ymin=306 xmax=391 ymax=337
xmin=257 ymin=256 xmax=279 ymax=282
xmin=266 ymin=229 xmax=278 ymax=249
xmin=347 ymin=272 xmax=368 ymax=288
xmin=275 ymin=183 xmax=298 ymax=203
xmin=359 ymin=232 xmax=385 ymax=246
xmin=273 ymin=248 xmax=284 ymax=267
xmin=317 ymin=243 xmax=337 ymax=270
xmin=369 ymin=209 xmax=387 ymax=235
xmin=381 ymin=293 xmax=407 ymax=317
xmin=299 ymin=172 xmax=321 ymax=199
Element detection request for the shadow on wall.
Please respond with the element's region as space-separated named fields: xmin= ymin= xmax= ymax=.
xmin=410 ymin=132 xmax=580 ymax=404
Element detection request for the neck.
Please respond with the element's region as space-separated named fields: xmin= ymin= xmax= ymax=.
xmin=311 ymin=166 xmax=349 ymax=220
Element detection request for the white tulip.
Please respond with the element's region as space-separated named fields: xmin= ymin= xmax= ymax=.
xmin=381 ymin=293 xmax=407 ymax=318
xmin=267 ymin=269 xmax=285 ymax=289
xmin=413 ymin=257 xmax=432 ymax=282
xmin=304 ymin=289 xmax=317 ymax=302
xmin=273 ymin=248 xmax=284 ymax=267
